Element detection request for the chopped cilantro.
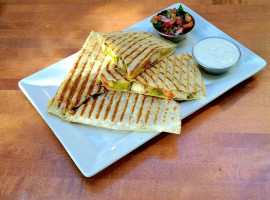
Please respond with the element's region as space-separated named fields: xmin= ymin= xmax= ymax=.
xmin=155 ymin=21 xmax=162 ymax=28
xmin=178 ymin=4 xmax=184 ymax=12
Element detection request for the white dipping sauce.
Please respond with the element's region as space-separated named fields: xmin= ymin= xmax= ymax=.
xmin=193 ymin=37 xmax=240 ymax=69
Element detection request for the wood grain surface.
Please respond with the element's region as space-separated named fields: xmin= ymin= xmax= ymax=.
xmin=1 ymin=0 xmax=270 ymax=199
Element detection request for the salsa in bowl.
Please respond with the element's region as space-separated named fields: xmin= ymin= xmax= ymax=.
xmin=150 ymin=5 xmax=195 ymax=43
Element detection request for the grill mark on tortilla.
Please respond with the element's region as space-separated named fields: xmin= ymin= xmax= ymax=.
xmin=73 ymin=72 xmax=91 ymax=107
xmin=87 ymin=55 xmax=109 ymax=95
xmin=129 ymin=94 xmax=139 ymax=123
xmin=141 ymin=75 xmax=149 ymax=85
xmin=145 ymin=97 xmax=154 ymax=124
xmin=136 ymin=95 xmax=146 ymax=124
xmin=156 ymin=62 xmax=161 ymax=85
xmin=124 ymin=40 xmax=162 ymax=70
xmin=126 ymin=43 xmax=156 ymax=67
xmin=135 ymin=73 xmax=148 ymax=84
xmin=97 ymin=83 xmax=103 ymax=94
xmin=115 ymin=36 xmax=139 ymax=57
xmin=100 ymin=73 xmax=107 ymax=83
xmin=188 ymin=55 xmax=201 ymax=93
xmin=186 ymin=56 xmax=190 ymax=93
xmin=104 ymin=91 xmax=116 ymax=120
xmin=148 ymin=67 xmax=170 ymax=89
xmin=171 ymin=56 xmax=178 ymax=90
xmin=162 ymin=107 xmax=169 ymax=124
xmin=115 ymin=32 xmax=151 ymax=55
xmin=163 ymin=56 xmax=168 ymax=85
xmin=154 ymin=103 xmax=160 ymax=124
xmin=101 ymin=61 xmax=112 ymax=85
xmin=73 ymin=46 xmax=102 ymax=107
xmin=165 ymin=76 xmax=179 ymax=90
xmin=102 ymin=34 xmax=125 ymax=46
xmin=120 ymin=93 xmax=131 ymax=122
xmin=111 ymin=92 xmax=123 ymax=122
xmin=148 ymin=65 xmax=164 ymax=85
xmin=113 ymin=32 xmax=137 ymax=44
xmin=87 ymin=93 xmax=100 ymax=118
xmin=121 ymin=36 xmax=152 ymax=59
xmin=175 ymin=56 xmax=187 ymax=90
xmin=167 ymin=57 xmax=176 ymax=81
xmin=105 ymin=60 xmax=110 ymax=71
xmin=107 ymin=68 xmax=118 ymax=80
xmin=143 ymin=69 xmax=156 ymax=84
xmin=159 ymin=58 xmax=179 ymax=90
xmin=100 ymin=35 xmax=119 ymax=52
xmin=95 ymin=92 xmax=108 ymax=119
xmin=65 ymin=48 xmax=94 ymax=111
xmin=112 ymin=69 xmax=129 ymax=81
xmin=113 ymin=33 xmax=140 ymax=54
xmin=80 ymin=101 xmax=88 ymax=116
xmin=160 ymin=59 xmax=166 ymax=64
xmin=122 ymin=43 xmax=144 ymax=60
xmin=129 ymin=46 xmax=160 ymax=77
xmin=108 ymin=35 xmax=127 ymax=52
xmin=57 ymin=48 xmax=85 ymax=109
xmin=159 ymin=67 xmax=175 ymax=81
xmin=72 ymin=105 xmax=80 ymax=115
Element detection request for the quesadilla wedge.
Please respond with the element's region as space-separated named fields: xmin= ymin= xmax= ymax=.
xmin=97 ymin=31 xmax=177 ymax=79
xmin=101 ymin=53 xmax=206 ymax=100
xmin=47 ymin=31 xmax=115 ymax=117
xmin=63 ymin=90 xmax=181 ymax=134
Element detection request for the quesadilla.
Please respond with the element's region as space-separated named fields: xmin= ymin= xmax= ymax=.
xmin=97 ymin=31 xmax=177 ymax=79
xmin=64 ymin=90 xmax=181 ymax=134
xmin=101 ymin=53 xmax=206 ymax=100
xmin=47 ymin=31 xmax=115 ymax=117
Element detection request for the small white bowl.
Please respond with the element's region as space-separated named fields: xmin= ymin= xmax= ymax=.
xmin=192 ymin=37 xmax=241 ymax=75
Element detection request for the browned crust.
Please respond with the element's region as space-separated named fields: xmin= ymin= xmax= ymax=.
xmin=57 ymin=49 xmax=86 ymax=109
xmin=111 ymin=92 xmax=123 ymax=122
xmin=103 ymin=91 xmax=116 ymax=120
xmin=136 ymin=95 xmax=146 ymax=124
xmin=144 ymin=97 xmax=154 ymax=124
xmin=120 ymin=92 xmax=131 ymax=122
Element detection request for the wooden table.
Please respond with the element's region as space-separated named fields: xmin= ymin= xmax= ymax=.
xmin=1 ymin=0 xmax=270 ymax=199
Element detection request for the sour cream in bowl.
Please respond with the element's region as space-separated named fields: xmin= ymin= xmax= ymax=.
xmin=192 ymin=37 xmax=241 ymax=75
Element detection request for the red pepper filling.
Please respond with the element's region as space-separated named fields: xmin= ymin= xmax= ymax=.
xmin=145 ymin=61 xmax=151 ymax=68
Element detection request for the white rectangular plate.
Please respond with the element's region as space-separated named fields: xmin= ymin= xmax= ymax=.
xmin=19 ymin=3 xmax=266 ymax=177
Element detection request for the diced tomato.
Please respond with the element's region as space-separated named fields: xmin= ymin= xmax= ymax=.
xmin=153 ymin=15 xmax=161 ymax=21
xmin=163 ymin=31 xmax=169 ymax=35
xmin=164 ymin=90 xmax=174 ymax=99
xmin=162 ymin=22 xmax=174 ymax=28
xmin=183 ymin=21 xmax=194 ymax=29
xmin=161 ymin=22 xmax=172 ymax=33
xmin=175 ymin=18 xmax=182 ymax=25
xmin=103 ymin=81 xmax=112 ymax=89
xmin=152 ymin=5 xmax=193 ymax=36
xmin=171 ymin=9 xmax=177 ymax=14
xmin=185 ymin=15 xmax=192 ymax=22
xmin=145 ymin=61 xmax=151 ymax=68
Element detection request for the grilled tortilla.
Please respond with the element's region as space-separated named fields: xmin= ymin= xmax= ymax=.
xmin=101 ymin=53 xmax=206 ymax=100
xmin=97 ymin=31 xmax=177 ymax=79
xmin=63 ymin=90 xmax=181 ymax=134
xmin=47 ymin=31 xmax=115 ymax=117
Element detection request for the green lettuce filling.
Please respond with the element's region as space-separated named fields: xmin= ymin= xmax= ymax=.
xmin=148 ymin=88 xmax=166 ymax=97
xmin=187 ymin=92 xmax=198 ymax=99
xmin=102 ymin=43 xmax=119 ymax=64
xmin=111 ymin=81 xmax=131 ymax=91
